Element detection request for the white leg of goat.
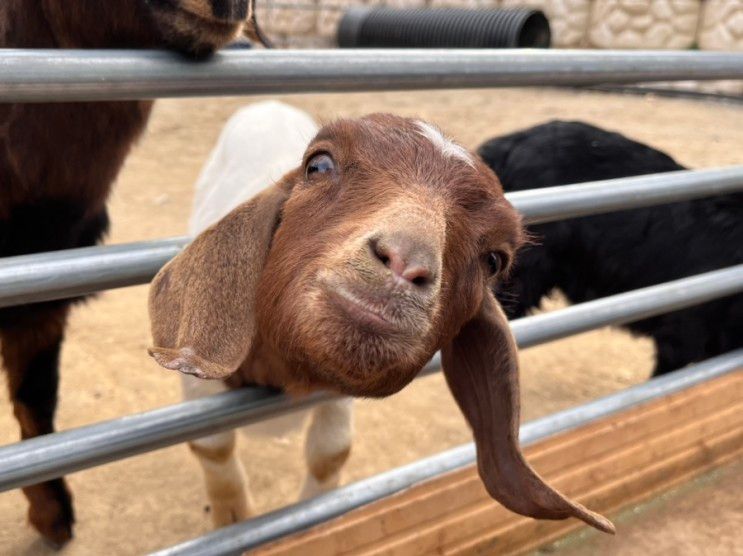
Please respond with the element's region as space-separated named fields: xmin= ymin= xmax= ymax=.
xmin=299 ymin=398 xmax=354 ymax=499
xmin=181 ymin=374 xmax=253 ymax=526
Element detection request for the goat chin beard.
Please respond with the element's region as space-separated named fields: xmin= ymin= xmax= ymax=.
xmin=149 ymin=6 xmax=244 ymax=56
xmin=271 ymin=288 xmax=435 ymax=398
xmin=305 ymin=345 xmax=429 ymax=398
xmin=295 ymin=323 xmax=432 ymax=397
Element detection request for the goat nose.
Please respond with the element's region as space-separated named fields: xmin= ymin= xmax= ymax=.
xmin=369 ymin=235 xmax=438 ymax=287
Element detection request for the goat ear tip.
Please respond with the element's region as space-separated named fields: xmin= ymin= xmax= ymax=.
xmin=597 ymin=516 xmax=616 ymax=535
xmin=581 ymin=509 xmax=616 ymax=535
xmin=147 ymin=346 xmax=233 ymax=380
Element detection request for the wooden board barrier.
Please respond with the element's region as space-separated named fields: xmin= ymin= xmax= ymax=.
xmin=252 ymin=371 xmax=742 ymax=556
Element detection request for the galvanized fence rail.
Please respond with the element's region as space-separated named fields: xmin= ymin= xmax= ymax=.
xmin=0 ymin=263 xmax=740 ymax=493
xmin=0 ymin=47 xmax=741 ymax=555
xmin=152 ymin=348 xmax=743 ymax=556
xmin=0 ymin=166 xmax=741 ymax=308
xmin=2 ymin=49 xmax=743 ymax=102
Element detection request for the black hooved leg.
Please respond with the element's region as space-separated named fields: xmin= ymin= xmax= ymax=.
xmin=1 ymin=306 xmax=75 ymax=548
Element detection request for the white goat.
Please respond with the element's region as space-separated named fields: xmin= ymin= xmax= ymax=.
xmin=183 ymin=101 xmax=353 ymax=526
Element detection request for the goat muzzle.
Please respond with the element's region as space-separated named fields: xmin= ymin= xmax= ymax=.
xmin=367 ymin=232 xmax=439 ymax=289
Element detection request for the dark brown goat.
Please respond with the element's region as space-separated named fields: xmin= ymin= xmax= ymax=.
xmin=0 ymin=0 xmax=259 ymax=546
xmin=149 ymin=114 xmax=615 ymax=535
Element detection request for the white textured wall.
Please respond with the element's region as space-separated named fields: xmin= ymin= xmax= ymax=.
xmin=698 ymin=0 xmax=743 ymax=50
xmin=428 ymin=0 xmax=495 ymax=8
xmin=266 ymin=0 xmax=319 ymax=36
xmin=382 ymin=0 xmax=428 ymax=7
xmin=317 ymin=0 xmax=358 ymax=39
xmin=588 ymin=0 xmax=700 ymax=49
xmin=694 ymin=0 xmax=743 ymax=95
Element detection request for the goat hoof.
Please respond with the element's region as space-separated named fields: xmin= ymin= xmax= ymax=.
xmin=28 ymin=483 xmax=75 ymax=548
xmin=211 ymin=502 xmax=251 ymax=527
xmin=32 ymin=515 xmax=74 ymax=549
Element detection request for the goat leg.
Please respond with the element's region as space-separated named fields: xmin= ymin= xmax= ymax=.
xmin=1 ymin=306 xmax=75 ymax=547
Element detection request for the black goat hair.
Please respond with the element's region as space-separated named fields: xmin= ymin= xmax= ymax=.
xmin=478 ymin=120 xmax=742 ymax=377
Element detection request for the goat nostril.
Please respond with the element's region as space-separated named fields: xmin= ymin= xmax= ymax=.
xmin=403 ymin=267 xmax=432 ymax=288
xmin=412 ymin=275 xmax=428 ymax=287
xmin=369 ymin=238 xmax=391 ymax=267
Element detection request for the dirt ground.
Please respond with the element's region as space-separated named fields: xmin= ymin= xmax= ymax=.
xmin=0 ymin=88 xmax=741 ymax=555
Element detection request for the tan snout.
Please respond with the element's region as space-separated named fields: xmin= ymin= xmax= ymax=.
xmin=353 ymin=201 xmax=446 ymax=302
xmin=301 ymin=212 xmax=446 ymax=394
xmin=313 ymin=202 xmax=445 ymax=340
xmin=367 ymin=233 xmax=439 ymax=289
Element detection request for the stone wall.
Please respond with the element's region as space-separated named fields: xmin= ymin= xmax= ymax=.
xmin=588 ymin=1 xmax=701 ymax=49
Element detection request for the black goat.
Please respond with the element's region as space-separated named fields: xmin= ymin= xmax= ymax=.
xmin=478 ymin=120 xmax=742 ymax=377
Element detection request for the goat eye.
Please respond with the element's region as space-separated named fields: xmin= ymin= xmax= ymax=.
xmin=487 ymin=252 xmax=505 ymax=276
xmin=306 ymin=153 xmax=335 ymax=177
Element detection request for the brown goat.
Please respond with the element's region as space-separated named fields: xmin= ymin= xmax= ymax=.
xmin=149 ymin=114 xmax=615 ymax=534
xmin=0 ymin=0 xmax=263 ymax=546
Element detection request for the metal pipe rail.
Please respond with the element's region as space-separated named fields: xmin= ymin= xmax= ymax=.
xmin=1 ymin=49 xmax=743 ymax=102
xmin=0 ymin=166 xmax=741 ymax=308
xmin=0 ymin=237 xmax=188 ymax=308
xmin=506 ymin=166 xmax=743 ymax=225
xmin=152 ymin=348 xmax=743 ymax=556
xmin=0 ymin=263 xmax=741 ymax=493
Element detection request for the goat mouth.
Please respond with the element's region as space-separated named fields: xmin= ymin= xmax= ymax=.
xmin=148 ymin=1 xmax=244 ymax=56
xmin=322 ymin=284 xmax=404 ymax=334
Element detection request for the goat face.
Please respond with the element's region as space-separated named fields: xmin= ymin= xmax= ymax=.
xmin=144 ymin=0 xmax=267 ymax=55
xmin=254 ymin=115 xmax=523 ymax=397
xmin=148 ymin=113 xmax=614 ymax=534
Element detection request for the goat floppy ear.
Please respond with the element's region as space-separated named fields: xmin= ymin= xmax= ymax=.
xmin=441 ymin=292 xmax=615 ymax=534
xmin=148 ymin=181 xmax=290 ymax=379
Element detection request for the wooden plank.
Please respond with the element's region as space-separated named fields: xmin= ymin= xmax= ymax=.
xmin=360 ymin=402 xmax=742 ymax=556
xmin=256 ymin=374 xmax=741 ymax=556
xmin=252 ymin=371 xmax=742 ymax=556
xmin=445 ymin=426 xmax=743 ymax=555
xmin=255 ymin=375 xmax=741 ymax=556
xmin=526 ymin=373 xmax=742 ymax=476
xmin=255 ymin=473 xmax=480 ymax=556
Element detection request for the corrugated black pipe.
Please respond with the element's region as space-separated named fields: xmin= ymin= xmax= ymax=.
xmin=338 ymin=7 xmax=551 ymax=49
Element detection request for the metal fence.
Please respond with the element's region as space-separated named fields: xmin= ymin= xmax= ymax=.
xmin=153 ymin=349 xmax=743 ymax=556
xmin=2 ymin=49 xmax=743 ymax=102
xmin=1 ymin=166 xmax=741 ymax=308
xmin=0 ymin=49 xmax=741 ymax=556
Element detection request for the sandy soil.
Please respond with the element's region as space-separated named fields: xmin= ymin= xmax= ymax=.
xmin=0 ymin=88 xmax=741 ymax=555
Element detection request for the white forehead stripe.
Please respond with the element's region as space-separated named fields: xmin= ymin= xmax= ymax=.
xmin=415 ymin=121 xmax=475 ymax=168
